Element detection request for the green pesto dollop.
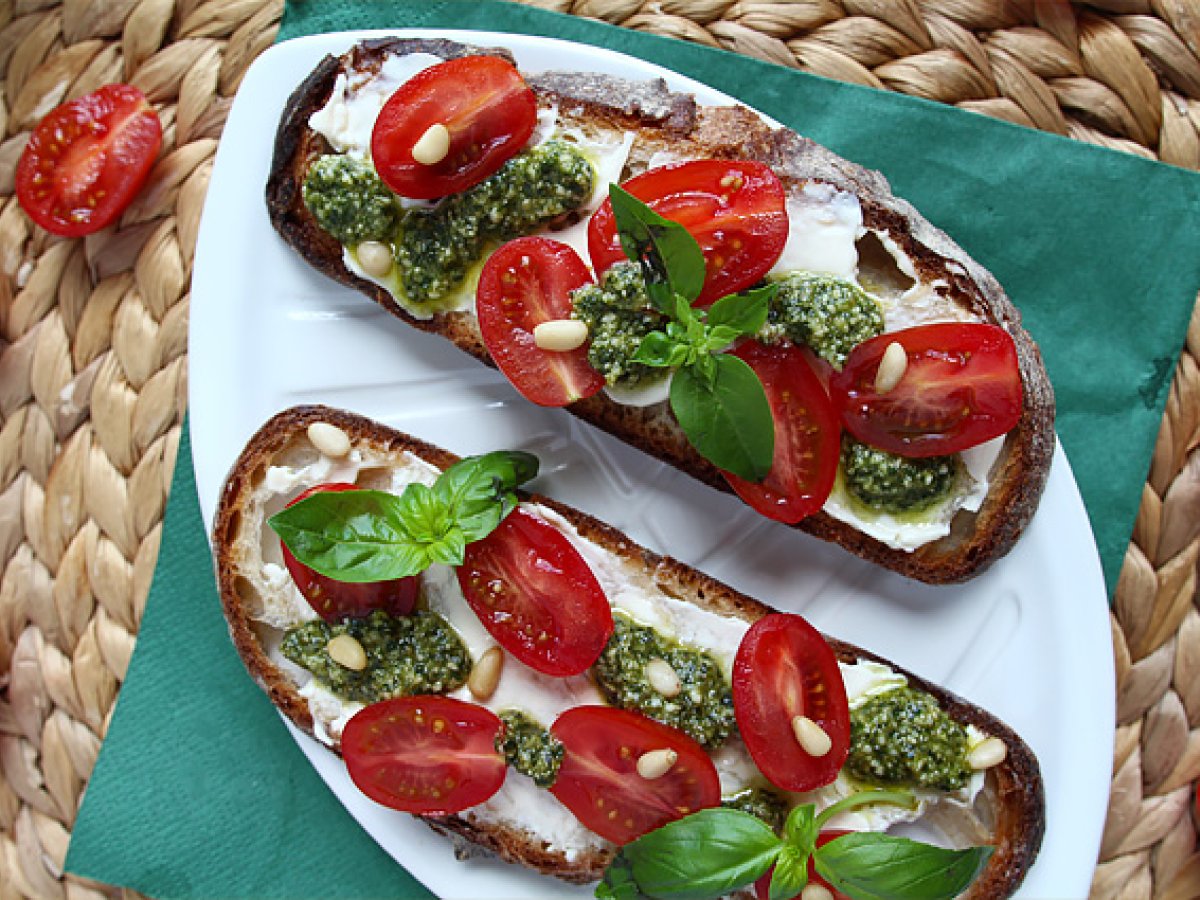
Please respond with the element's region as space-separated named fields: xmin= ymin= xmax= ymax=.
xmin=846 ymin=686 xmax=972 ymax=791
xmin=722 ymin=787 xmax=788 ymax=833
xmin=496 ymin=710 xmax=563 ymax=788
xmin=395 ymin=139 xmax=594 ymax=303
xmin=302 ymin=154 xmax=400 ymax=246
xmin=840 ymin=436 xmax=959 ymax=515
xmin=593 ymin=613 xmax=735 ymax=748
xmin=570 ymin=261 xmax=667 ymax=388
xmin=764 ymin=271 xmax=884 ymax=368
xmin=280 ymin=610 xmax=470 ymax=704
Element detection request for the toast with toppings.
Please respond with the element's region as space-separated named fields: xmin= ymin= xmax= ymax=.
xmin=213 ymin=404 xmax=1044 ymax=898
xmin=265 ymin=36 xmax=1056 ymax=584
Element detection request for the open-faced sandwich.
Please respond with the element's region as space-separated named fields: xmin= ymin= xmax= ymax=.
xmin=213 ymin=405 xmax=1044 ymax=899
xmin=265 ymin=37 xmax=1056 ymax=585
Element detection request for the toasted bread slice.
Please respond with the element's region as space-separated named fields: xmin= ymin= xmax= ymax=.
xmin=213 ymin=404 xmax=1044 ymax=897
xmin=265 ymin=37 xmax=1055 ymax=584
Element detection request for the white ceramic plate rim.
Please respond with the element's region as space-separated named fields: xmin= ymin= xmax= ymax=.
xmin=189 ymin=29 xmax=1114 ymax=900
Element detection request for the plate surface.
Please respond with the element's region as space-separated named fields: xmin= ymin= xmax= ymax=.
xmin=189 ymin=30 xmax=1114 ymax=900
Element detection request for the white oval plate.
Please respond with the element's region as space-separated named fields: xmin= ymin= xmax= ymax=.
xmin=189 ymin=29 xmax=1113 ymax=900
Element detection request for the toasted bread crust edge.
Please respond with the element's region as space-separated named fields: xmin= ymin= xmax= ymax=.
xmin=264 ymin=36 xmax=1056 ymax=587
xmin=213 ymin=404 xmax=1045 ymax=896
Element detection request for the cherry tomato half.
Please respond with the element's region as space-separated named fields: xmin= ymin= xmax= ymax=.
xmin=16 ymin=83 xmax=162 ymax=237
xmin=342 ymin=696 xmax=506 ymax=815
xmin=371 ymin=55 xmax=536 ymax=199
xmin=722 ymin=342 xmax=840 ymax=523
xmin=587 ymin=160 xmax=788 ymax=306
xmin=829 ymin=323 xmax=1023 ymax=458
xmin=753 ymin=831 xmax=852 ymax=900
xmin=476 ymin=237 xmax=605 ymax=407
xmin=281 ymin=483 xmax=419 ymax=621
xmin=549 ymin=706 xmax=721 ymax=844
xmin=457 ymin=507 xmax=612 ymax=676
xmin=733 ymin=614 xmax=849 ymax=793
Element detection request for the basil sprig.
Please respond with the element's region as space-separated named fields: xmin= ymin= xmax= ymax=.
xmin=268 ymin=450 xmax=538 ymax=581
xmin=595 ymin=789 xmax=993 ymax=900
xmin=608 ymin=184 xmax=776 ymax=482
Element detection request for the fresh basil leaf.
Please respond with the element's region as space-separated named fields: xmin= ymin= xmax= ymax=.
xmin=707 ymin=284 xmax=775 ymax=335
xmin=704 ymin=325 xmax=742 ymax=353
xmin=783 ymin=803 xmax=817 ymax=852
xmin=670 ymin=355 xmax=774 ymax=481
xmin=768 ymin=845 xmax=808 ymax=900
xmin=813 ymin=834 xmax=993 ymax=900
xmin=599 ymin=808 xmax=781 ymax=900
xmin=595 ymin=854 xmax=641 ymax=900
xmin=609 ymin=183 xmax=705 ymax=309
xmin=434 ymin=450 xmax=537 ymax=542
xmin=634 ymin=331 xmax=689 ymax=368
xmin=269 ymin=489 xmax=430 ymax=581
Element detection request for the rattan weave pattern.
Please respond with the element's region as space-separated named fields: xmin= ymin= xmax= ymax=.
xmin=0 ymin=1 xmax=1195 ymax=898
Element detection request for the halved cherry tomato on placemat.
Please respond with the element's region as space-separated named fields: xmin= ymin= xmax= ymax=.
xmin=477 ymin=237 xmax=604 ymax=406
xmin=722 ymin=342 xmax=840 ymax=523
xmin=281 ymin=483 xmax=418 ymax=620
xmin=830 ymin=323 xmax=1023 ymax=458
xmin=754 ymin=831 xmax=852 ymax=900
xmin=733 ymin=614 xmax=849 ymax=793
xmin=549 ymin=706 xmax=721 ymax=844
xmin=457 ymin=507 xmax=612 ymax=676
xmin=342 ymin=696 xmax=506 ymax=815
xmin=371 ymin=55 xmax=536 ymax=199
xmin=587 ymin=160 xmax=788 ymax=306
xmin=16 ymin=83 xmax=162 ymax=237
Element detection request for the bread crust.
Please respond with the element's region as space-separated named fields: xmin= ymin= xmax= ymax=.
xmin=264 ymin=36 xmax=1056 ymax=585
xmin=213 ymin=404 xmax=1044 ymax=897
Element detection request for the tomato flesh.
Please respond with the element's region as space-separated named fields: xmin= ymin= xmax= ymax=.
xmin=16 ymin=83 xmax=162 ymax=237
xmin=477 ymin=237 xmax=605 ymax=406
xmin=457 ymin=508 xmax=612 ymax=676
xmin=371 ymin=55 xmax=536 ymax=199
xmin=733 ymin=614 xmax=849 ymax=793
xmin=830 ymin=323 xmax=1023 ymax=458
xmin=753 ymin=831 xmax=852 ymax=900
xmin=342 ymin=696 xmax=506 ymax=815
xmin=587 ymin=160 xmax=788 ymax=306
xmin=722 ymin=342 xmax=840 ymax=523
xmin=281 ymin=483 xmax=419 ymax=620
xmin=549 ymin=706 xmax=721 ymax=844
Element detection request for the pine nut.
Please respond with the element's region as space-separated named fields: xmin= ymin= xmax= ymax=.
xmin=307 ymin=421 xmax=351 ymax=458
xmin=468 ymin=647 xmax=505 ymax=700
xmin=533 ymin=319 xmax=589 ymax=352
xmin=357 ymin=240 xmax=393 ymax=277
xmin=792 ymin=715 xmax=832 ymax=757
xmin=636 ymin=748 xmax=678 ymax=779
xmin=968 ymin=736 xmax=1007 ymax=770
xmin=802 ymin=884 xmax=835 ymax=900
xmin=874 ymin=341 xmax=908 ymax=394
xmin=644 ymin=658 xmax=682 ymax=698
xmin=326 ymin=634 xmax=367 ymax=671
xmin=412 ymin=122 xmax=450 ymax=165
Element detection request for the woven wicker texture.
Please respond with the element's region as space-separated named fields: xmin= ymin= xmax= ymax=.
xmin=0 ymin=1 xmax=1195 ymax=898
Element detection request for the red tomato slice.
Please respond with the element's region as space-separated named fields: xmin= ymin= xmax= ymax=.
xmin=587 ymin=159 xmax=788 ymax=306
xmin=16 ymin=83 xmax=162 ymax=237
xmin=733 ymin=614 xmax=849 ymax=793
xmin=281 ymin=483 xmax=419 ymax=621
xmin=754 ymin=831 xmax=852 ymax=900
xmin=457 ymin=508 xmax=612 ymax=676
xmin=476 ymin=237 xmax=605 ymax=407
xmin=549 ymin=706 xmax=721 ymax=844
xmin=722 ymin=342 xmax=840 ymax=523
xmin=342 ymin=696 xmax=506 ymax=815
xmin=371 ymin=55 xmax=536 ymax=199
xmin=829 ymin=323 xmax=1023 ymax=458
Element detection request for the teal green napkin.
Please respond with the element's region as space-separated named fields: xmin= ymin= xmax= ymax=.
xmin=66 ymin=1 xmax=1200 ymax=898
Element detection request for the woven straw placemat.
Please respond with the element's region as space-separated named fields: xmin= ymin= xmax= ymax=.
xmin=0 ymin=1 xmax=1196 ymax=898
